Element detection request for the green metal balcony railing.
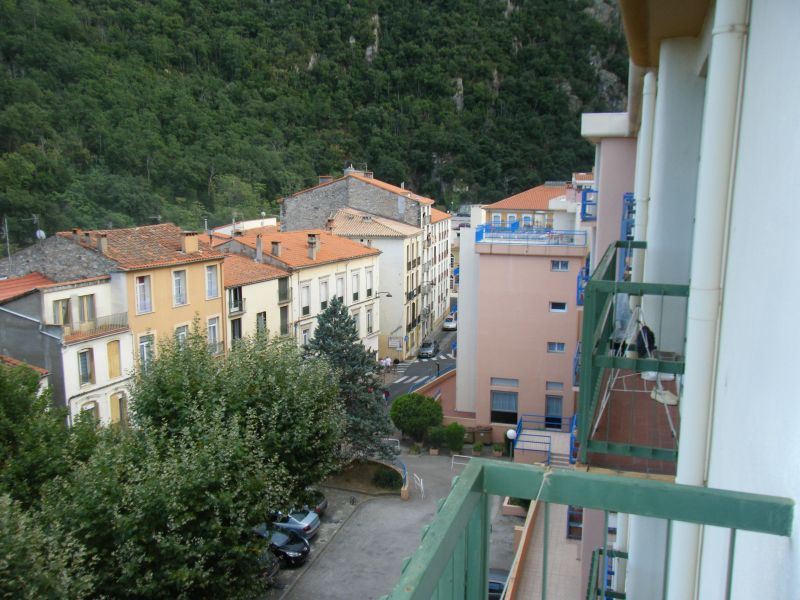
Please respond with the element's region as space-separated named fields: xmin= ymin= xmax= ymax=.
xmin=383 ymin=460 xmax=793 ymax=600
xmin=578 ymin=241 xmax=688 ymax=472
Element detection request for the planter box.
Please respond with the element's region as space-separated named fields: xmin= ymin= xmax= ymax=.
xmin=501 ymin=496 xmax=529 ymax=517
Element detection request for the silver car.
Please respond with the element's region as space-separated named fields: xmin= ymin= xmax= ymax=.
xmin=271 ymin=508 xmax=321 ymax=539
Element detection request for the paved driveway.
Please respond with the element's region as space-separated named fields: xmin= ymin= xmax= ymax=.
xmin=282 ymin=454 xmax=520 ymax=600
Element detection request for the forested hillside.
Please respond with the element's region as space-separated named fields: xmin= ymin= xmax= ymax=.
xmin=0 ymin=0 xmax=627 ymax=249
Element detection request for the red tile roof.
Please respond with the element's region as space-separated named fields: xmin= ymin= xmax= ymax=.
xmin=223 ymin=254 xmax=289 ymax=287
xmin=282 ymin=173 xmax=435 ymax=206
xmin=574 ymin=172 xmax=594 ymax=182
xmin=220 ymin=227 xmax=380 ymax=269
xmin=431 ymin=208 xmax=451 ymax=224
xmin=0 ymin=354 xmax=48 ymax=376
xmin=484 ymin=183 xmax=568 ymax=211
xmin=57 ymin=224 xmax=224 ymax=271
xmin=0 ymin=272 xmax=54 ymax=303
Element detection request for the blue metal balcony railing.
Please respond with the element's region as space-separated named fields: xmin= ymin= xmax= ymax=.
xmin=618 ymin=193 xmax=636 ymax=280
xmin=576 ymin=265 xmax=590 ymax=306
xmin=573 ymin=342 xmax=581 ymax=388
xmin=383 ymin=460 xmax=793 ymax=600
xmin=581 ymin=188 xmax=598 ymax=221
xmin=517 ymin=413 xmax=571 ymax=435
xmin=569 ymin=413 xmax=579 ymax=465
xmin=475 ymin=223 xmax=587 ymax=247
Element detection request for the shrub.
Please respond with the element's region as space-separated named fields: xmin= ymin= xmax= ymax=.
xmin=372 ymin=467 xmax=403 ymax=490
xmin=473 ymin=441 xmax=483 ymax=453
xmin=444 ymin=423 xmax=465 ymax=453
xmin=389 ymin=393 xmax=443 ymax=442
xmin=426 ymin=426 xmax=446 ymax=449
xmin=493 ymin=443 xmax=503 ymax=453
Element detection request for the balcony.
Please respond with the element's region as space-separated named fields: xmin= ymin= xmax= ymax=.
xmin=383 ymin=460 xmax=793 ymax=600
xmin=228 ymin=297 xmax=245 ymax=316
xmin=572 ymin=342 xmax=581 ymax=388
xmin=475 ymin=223 xmax=586 ymax=247
xmin=581 ymin=188 xmax=598 ymax=221
xmin=578 ymin=241 xmax=688 ymax=475
xmin=62 ymin=312 xmax=128 ymax=341
xmin=576 ymin=265 xmax=590 ymax=306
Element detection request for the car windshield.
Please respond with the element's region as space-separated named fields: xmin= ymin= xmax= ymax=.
xmin=270 ymin=530 xmax=290 ymax=545
xmin=291 ymin=509 xmax=310 ymax=520
xmin=421 ymin=343 xmax=433 ymax=350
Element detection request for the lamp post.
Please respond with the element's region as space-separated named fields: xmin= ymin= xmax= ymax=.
xmin=506 ymin=428 xmax=517 ymax=461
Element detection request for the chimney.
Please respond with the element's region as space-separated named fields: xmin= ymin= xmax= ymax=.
xmin=307 ymin=233 xmax=319 ymax=260
xmin=326 ymin=217 xmax=335 ymax=231
xmin=83 ymin=232 xmax=91 ymax=246
xmin=181 ymin=231 xmax=199 ymax=254
xmin=271 ymin=241 xmax=282 ymax=257
xmin=255 ymin=234 xmax=263 ymax=262
xmin=98 ymin=233 xmax=108 ymax=255
xmin=72 ymin=228 xmax=81 ymax=242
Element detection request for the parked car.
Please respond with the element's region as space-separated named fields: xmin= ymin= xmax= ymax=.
xmin=253 ymin=524 xmax=311 ymax=567
xmin=302 ymin=488 xmax=328 ymax=517
xmin=488 ymin=568 xmax=510 ymax=600
xmin=418 ymin=340 xmax=440 ymax=359
xmin=270 ymin=507 xmax=321 ymax=539
xmin=443 ymin=315 xmax=457 ymax=331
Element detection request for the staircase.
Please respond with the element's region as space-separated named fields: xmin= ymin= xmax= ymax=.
xmin=550 ymin=451 xmax=573 ymax=469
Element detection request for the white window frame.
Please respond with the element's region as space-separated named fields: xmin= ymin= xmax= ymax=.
xmin=139 ymin=333 xmax=155 ymax=370
xmin=78 ymin=294 xmax=95 ymax=323
xmin=301 ymin=284 xmax=310 ymax=316
xmin=522 ymin=214 xmax=533 ymax=227
xmin=78 ymin=348 xmax=94 ymax=386
xmin=546 ymin=381 xmax=564 ymax=391
xmin=206 ymin=265 xmax=219 ymax=299
xmin=302 ymin=328 xmax=310 ymax=346
xmin=207 ymin=317 xmax=220 ymax=353
xmin=366 ymin=308 xmax=373 ymax=334
xmin=352 ymin=271 xmax=360 ymax=302
xmin=136 ymin=275 xmax=153 ymax=314
xmin=549 ymin=301 xmax=568 ymax=313
xmin=366 ymin=269 xmax=373 ymax=297
xmin=336 ymin=276 xmax=345 ymax=302
xmin=491 ymin=213 xmax=502 ymax=224
xmin=547 ymin=342 xmax=566 ymax=353
xmin=173 ymin=269 xmax=188 ymax=306
xmin=320 ymin=279 xmax=329 ymax=310
xmin=175 ymin=324 xmax=189 ymax=347
xmin=352 ymin=310 xmax=360 ymax=337
xmin=507 ymin=213 xmax=517 ymax=225
xmin=551 ymin=260 xmax=569 ymax=272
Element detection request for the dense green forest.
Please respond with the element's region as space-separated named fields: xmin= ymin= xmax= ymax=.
xmin=0 ymin=0 xmax=627 ymax=250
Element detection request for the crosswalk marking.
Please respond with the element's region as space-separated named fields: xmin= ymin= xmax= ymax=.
xmin=394 ymin=375 xmax=428 ymax=384
xmin=416 ymin=354 xmax=454 ymax=362
xmin=395 ymin=375 xmax=410 ymax=383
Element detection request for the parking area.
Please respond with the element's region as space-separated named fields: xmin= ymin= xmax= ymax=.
xmin=271 ymin=453 xmax=521 ymax=600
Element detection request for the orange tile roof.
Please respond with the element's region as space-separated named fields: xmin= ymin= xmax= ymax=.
xmin=574 ymin=172 xmax=594 ymax=182
xmin=223 ymin=254 xmax=289 ymax=287
xmin=431 ymin=208 xmax=451 ymax=224
xmin=219 ymin=226 xmax=380 ymax=269
xmin=484 ymin=183 xmax=568 ymax=211
xmin=0 ymin=354 xmax=48 ymax=376
xmin=57 ymin=224 xmax=224 ymax=271
xmin=0 ymin=272 xmax=54 ymax=303
xmin=330 ymin=208 xmax=421 ymax=238
xmin=283 ymin=173 xmax=435 ymax=206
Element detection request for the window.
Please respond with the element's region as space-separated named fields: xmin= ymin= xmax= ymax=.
xmin=546 ymin=381 xmax=564 ymax=391
xmin=551 ymin=260 xmax=569 ymax=272
xmin=302 ymin=328 xmax=310 ymax=346
xmin=81 ymin=401 xmax=99 ymax=421
xmin=366 ymin=308 xmax=373 ymax=334
xmin=107 ymin=340 xmax=121 ymax=378
xmin=366 ymin=270 xmax=373 ymax=297
xmin=256 ymin=312 xmax=266 ymax=334
xmin=231 ymin=318 xmax=242 ymax=342
xmin=229 ymin=286 xmax=243 ymax=312
xmin=111 ymin=392 xmax=128 ymax=426
xmin=545 ymin=395 xmax=563 ymax=429
xmin=78 ymin=349 xmax=95 ymax=385
xmin=490 ymin=390 xmax=518 ymax=424
xmin=547 ymin=342 xmax=566 ymax=353
xmin=352 ymin=310 xmax=360 ymax=336
xmin=507 ymin=213 xmax=517 ymax=225
xmin=301 ymin=285 xmax=310 ymax=316
xmin=207 ymin=317 xmax=220 ymax=353
xmin=279 ymin=306 xmax=289 ymax=336
xmin=550 ymin=302 xmax=568 ymax=313
xmin=53 ymin=298 xmax=70 ymax=325
xmin=491 ymin=213 xmax=502 ymax=224
xmin=320 ymin=279 xmax=329 ymax=310
xmin=352 ymin=272 xmax=360 ymax=302
xmin=490 ymin=377 xmax=519 ymax=387
xmin=139 ymin=334 xmax=154 ymax=370
xmin=78 ymin=294 xmax=95 ymax=323
xmin=173 ymin=270 xmax=188 ymax=306
xmin=336 ymin=276 xmax=344 ymax=301
xmin=175 ymin=325 xmax=189 ymax=347
xmin=136 ymin=275 xmax=153 ymax=313
xmin=522 ymin=214 xmax=533 ymax=227
xmin=206 ymin=265 xmax=219 ymax=299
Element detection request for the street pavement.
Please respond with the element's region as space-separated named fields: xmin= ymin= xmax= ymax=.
xmin=384 ymin=329 xmax=457 ymax=401
xmin=279 ymin=452 xmax=520 ymax=600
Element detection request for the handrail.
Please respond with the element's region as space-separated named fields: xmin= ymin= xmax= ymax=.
xmin=517 ymin=413 xmax=571 ymax=434
xmin=475 ymin=224 xmax=587 ymax=247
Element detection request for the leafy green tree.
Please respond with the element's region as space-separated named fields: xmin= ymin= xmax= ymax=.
xmin=305 ymin=297 xmax=392 ymax=460
xmin=42 ymin=409 xmax=290 ymax=600
xmin=444 ymin=422 xmax=466 ymax=453
xmin=390 ymin=393 xmax=443 ymax=442
xmin=0 ymin=495 xmax=95 ymax=600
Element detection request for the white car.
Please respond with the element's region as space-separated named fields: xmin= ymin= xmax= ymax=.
xmin=443 ymin=315 xmax=457 ymax=331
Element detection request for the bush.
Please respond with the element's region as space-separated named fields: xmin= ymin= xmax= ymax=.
xmin=372 ymin=467 xmax=403 ymax=490
xmin=493 ymin=443 xmax=503 ymax=453
xmin=389 ymin=393 xmax=443 ymax=442
xmin=473 ymin=441 xmax=483 ymax=453
xmin=445 ymin=423 xmax=465 ymax=453
xmin=426 ymin=426 xmax=446 ymax=449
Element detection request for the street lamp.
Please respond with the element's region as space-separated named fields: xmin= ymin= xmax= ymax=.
xmin=506 ymin=428 xmax=517 ymax=461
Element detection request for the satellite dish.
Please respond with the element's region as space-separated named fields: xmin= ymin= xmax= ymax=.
xmin=35 ymin=229 xmax=46 ymax=240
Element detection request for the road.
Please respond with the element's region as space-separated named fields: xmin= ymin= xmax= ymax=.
xmin=384 ymin=329 xmax=457 ymax=401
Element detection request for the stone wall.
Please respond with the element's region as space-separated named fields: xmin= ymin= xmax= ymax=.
xmin=281 ymin=177 xmax=422 ymax=231
xmin=0 ymin=236 xmax=116 ymax=282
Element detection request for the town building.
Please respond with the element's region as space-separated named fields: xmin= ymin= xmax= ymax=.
xmin=385 ymin=1 xmax=800 ymax=599
xmin=213 ymin=227 xmax=382 ymax=352
xmin=278 ymin=168 xmax=451 ymax=359
xmin=222 ymin=253 xmax=290 ymax=342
